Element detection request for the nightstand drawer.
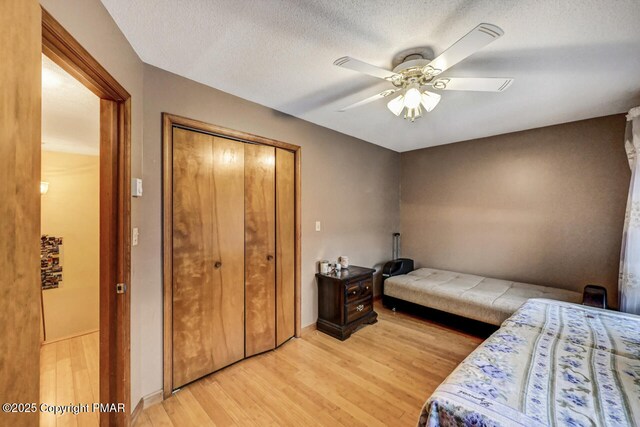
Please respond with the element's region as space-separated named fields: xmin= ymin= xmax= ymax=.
xmin=346 ymin=283 xmax=361 ymax=302
xmin=359 ymin=279 xmax=373 ymax=299
xmin=346 ymin=299 xmax=372 ymax=323
xmin=346 ymin=279 xmax=373 ymax=303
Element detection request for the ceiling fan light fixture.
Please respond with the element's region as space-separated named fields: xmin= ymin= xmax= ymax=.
xmin=422 ymin=65 xmax=442 ymax=76
xmin=404 ymin=105 xmax=422 ymax=122
xmin=387 ymin=94 xmax=405 ymax=116
xmin=334 ymin=23 xmax=513 ymax=123
xmin=403 ymin=84 xmax=422 ymax=109
xmin=420 ymin=91 xmax=441 ymax=112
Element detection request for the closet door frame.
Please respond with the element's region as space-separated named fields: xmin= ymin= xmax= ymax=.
xmin=162 ymin=113 xmax=301 ymax=399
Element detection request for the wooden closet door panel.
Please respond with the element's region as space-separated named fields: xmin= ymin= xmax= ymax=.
xmin=172 ymin=128 xmax=244 ymax=388
xmin=172 ymin=127 xmax=213 ymax=388
xmin=276 ymin=149 xmax=295 ymax=346
xmin=245 ymin=143 xmax=276 ymax=357
xmin=211 ymin=136 xmax=245 ymax=366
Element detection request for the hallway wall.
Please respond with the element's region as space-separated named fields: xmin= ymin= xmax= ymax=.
xmin=41 ymin=151 xmax=100 ymax=341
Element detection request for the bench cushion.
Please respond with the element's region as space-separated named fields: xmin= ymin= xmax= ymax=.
xmin=384 ymin=268 xmax=582 ymax=325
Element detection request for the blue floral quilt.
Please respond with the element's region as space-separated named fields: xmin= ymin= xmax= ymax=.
xmin=418 ymin=298 xmax=640 ymax=426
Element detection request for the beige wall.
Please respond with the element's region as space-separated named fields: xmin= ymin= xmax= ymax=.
xmin=141 ymin=64 xmax=400 ymax=396
xmin=400 ymin=114 xmax=629 ymax=306
xmin=41 ymin=151 xmax=99 ymax=341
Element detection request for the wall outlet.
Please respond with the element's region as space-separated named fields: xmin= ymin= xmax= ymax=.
xmin=132 ymin=227 xmax=139 ymax=246
xmin=315 ymin=221 xmax=321 ymax=232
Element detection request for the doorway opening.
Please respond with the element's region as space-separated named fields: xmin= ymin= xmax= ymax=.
xmin=39 ymin=52 xmax=101 ymax=425
xmin=41 ymin=8 xmax=132 ymax=426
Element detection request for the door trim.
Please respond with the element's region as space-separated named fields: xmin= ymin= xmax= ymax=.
xmin=162 ymin=113 xmax=302 ymax=399
xmin=42 ymin=8 xmax=132 ymax=426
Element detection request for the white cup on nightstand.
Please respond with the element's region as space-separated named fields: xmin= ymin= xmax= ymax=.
xmin=320 ymin=260 xmax=330 ymax=274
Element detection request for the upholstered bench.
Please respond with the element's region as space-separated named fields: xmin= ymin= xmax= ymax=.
xmin=383 ymin=267 xmax=582 ymax=325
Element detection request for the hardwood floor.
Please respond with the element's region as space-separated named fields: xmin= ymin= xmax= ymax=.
xmin=40 ymin=331 xmax=100 ymax=427
xmin=135 ymin=303 xmax=484 ymax=427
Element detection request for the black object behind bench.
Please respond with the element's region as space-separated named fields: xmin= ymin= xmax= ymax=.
xmin=381 ymin=258 xmax=414 ymax=308
xmin=582 ymin=285 xmax=607 ymax=309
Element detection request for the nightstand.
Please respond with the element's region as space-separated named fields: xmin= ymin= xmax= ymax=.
xmin=316 ymin=265 xmax=377 ymax=340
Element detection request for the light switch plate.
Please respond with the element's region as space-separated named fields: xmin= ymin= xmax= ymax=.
xmin=132 ymin=227 xmax=139 ymax=246
xmin=315 ymin=221 xmax=321 ymax=232
xmin=132 ymin=178 xmax=143 ymax=197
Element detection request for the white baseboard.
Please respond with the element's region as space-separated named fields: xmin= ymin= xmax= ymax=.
xmin=130 ymin=398 xmax=144 ymax=425
xmin=131 ymin=389 xmax=163 ymax=425
xmin=142 ymin=389 xmax=163 ymax=408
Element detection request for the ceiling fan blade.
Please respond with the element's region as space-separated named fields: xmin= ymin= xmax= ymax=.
xmin=423 ymin=23 xmax=504 ymax=77
xmin=431 ymin=77 xmax=513 ymax=92
xmin=334 ymin=56 xmax=398 ymax=81
xmin=338 ymin=89 xmax=399 ymax=112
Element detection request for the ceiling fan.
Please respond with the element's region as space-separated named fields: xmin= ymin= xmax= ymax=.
xmin=334 ymin=23 xmax=513 ymax=122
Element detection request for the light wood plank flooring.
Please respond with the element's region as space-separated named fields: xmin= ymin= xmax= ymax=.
xmin=40 ymin=331 xmax=100 ymax=427
xmin=135 ymin=303 xmax=484 ymax=427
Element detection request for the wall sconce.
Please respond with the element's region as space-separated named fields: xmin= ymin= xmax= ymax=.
xmin=40 ymin=181 xmax=49 ymax=195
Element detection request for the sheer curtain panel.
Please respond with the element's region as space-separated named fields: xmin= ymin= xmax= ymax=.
xmin=620 ymin=106 xmax=640 ymax=314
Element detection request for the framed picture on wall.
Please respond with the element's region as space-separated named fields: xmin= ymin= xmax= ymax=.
xmin=41 ymin=235 xmax=63 ymax=290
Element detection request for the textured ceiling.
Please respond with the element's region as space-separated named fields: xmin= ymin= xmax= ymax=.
xmin=42 ymin=55 xmax=100 ymax=155
xmin=101 ymin=0 xmax=640 ymax=152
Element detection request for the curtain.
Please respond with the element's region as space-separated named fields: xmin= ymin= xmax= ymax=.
xmin=620 ymin=106 xmax=640 ymax=314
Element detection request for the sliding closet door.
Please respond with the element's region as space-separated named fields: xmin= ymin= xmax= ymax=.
xmin=172 ymin=128 xmax=245 ymax=388
xmin=276 ymin=149 xmax=295 ymax=346
xmin=245 ymin=143 xmax=276 ymax=357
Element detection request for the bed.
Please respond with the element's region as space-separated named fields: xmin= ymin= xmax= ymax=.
xmin=384 ymin=267 xmax=582 ymax=325
xmin=418 ymin=298 xmax=640 ymax=426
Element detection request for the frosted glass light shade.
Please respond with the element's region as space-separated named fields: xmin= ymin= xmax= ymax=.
xmin=403 ymin=87 xmax=422 ymax=109
xmin=420 ymin=91 xmax=441 ymax=112
xmin=387 ymin=95 xmax=405 ymax=116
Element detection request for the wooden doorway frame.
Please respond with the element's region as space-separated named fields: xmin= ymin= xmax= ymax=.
xmin=41 ymin=8 xmax=132 ymax=426
xmin=161 ymin=113 xmax=301 ymax=399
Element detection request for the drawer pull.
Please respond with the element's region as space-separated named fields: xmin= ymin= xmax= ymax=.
xmin=356 ymin=304 xmax=364 ymax=312
xmin=352 ymin=290 xmax=357 ymax=295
